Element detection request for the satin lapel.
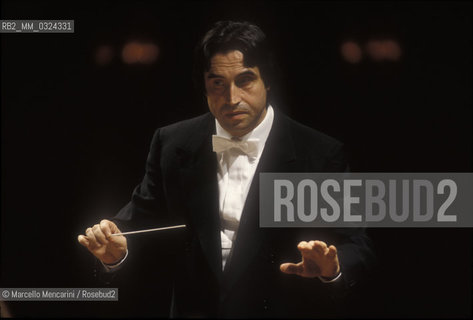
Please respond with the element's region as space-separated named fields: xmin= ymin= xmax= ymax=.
xmin=221 ymin=111 xmax=298 ymax=297
xmin=178 ymin=115 xmax=223 ymax=282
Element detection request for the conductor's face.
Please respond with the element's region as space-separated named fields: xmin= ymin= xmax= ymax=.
xmin=204 ymin=50 xmax=268 ymax=137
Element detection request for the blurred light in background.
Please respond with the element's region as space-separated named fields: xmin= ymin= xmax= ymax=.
xmin=340 ymin=41 xmax=363 ymax=64
xmin=365 ymin=39 xmax=402 ymax=61
xmin=122 ymin=41 xmax=159 ymax=64
xmin=95 ymin=45 xmax=115 ymax=66
xmin=340 ymin=39 xmax=402 ymax=63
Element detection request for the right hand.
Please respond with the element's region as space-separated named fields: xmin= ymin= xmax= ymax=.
xmin=77 ymin=219 xmax=127 ymax=265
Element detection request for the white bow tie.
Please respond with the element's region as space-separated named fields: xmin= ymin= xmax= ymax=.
xmin=212 ymin=135 xmax=259 ymax=159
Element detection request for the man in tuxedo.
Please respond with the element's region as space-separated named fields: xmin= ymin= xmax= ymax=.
xmin=78 ymin=20 xmax=375 ymax=317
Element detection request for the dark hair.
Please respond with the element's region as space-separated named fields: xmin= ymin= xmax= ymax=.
xmin=193 ymin=20 xmax=276 ymax=103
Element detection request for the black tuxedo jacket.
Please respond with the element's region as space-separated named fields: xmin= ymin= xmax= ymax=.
xmin=113 ymin=109 xmax=375 ymax=318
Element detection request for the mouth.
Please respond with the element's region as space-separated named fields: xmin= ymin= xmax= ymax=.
xmin=225 ymin=111 xmax=248 ymax=120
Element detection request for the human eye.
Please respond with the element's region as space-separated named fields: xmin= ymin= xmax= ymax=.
xmin=236 ymin=75 xmax=255 ymax=88
xmin=207 ymin=78 xmax=226 ymax=91
xmin=212 ymin=79 xmax=225 ymax=87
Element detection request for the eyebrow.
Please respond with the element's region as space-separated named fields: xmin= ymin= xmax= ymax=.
xmin=206 ymin=73 xmax=223 ymax=79
xmin=206 ymin=70 xmax=257 ymax=79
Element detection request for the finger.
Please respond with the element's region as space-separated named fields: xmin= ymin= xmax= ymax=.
xmin=328 ymin=245 xmax=338 ymax=258
xmin=100 ymin=220 xmax=113 ymax=238
xmin=85 ymin=227 xmax=100 ymax=249
xmin=298 ymin=241 xmax=319 ymax=262
xmin=107 ymin=220 xmax=122 ymax=235
xmin=297 ymin=241 xmax=310 ymax=252
xmin=312 ymin=240 xmax=328 ymax=255
xmin=280 ymin=262 xmax=304 ymax=275
xmin=100 ymin=220 xmax=127 ymax=247
xmin=92 ymin=224 xmax=109 ymax=245
xmin=77 ymin=235 xmax=89 ymax=247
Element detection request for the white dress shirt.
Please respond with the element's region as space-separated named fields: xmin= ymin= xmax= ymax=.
xmin=215 ymin=106 xmax=274 ymax=270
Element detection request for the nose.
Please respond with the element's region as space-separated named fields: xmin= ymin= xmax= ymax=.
xmin=225 ymin=83 xmax=241 ymax=106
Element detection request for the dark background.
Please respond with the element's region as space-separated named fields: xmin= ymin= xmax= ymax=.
xmin=1 ymin=0 xmax=471 ymax=317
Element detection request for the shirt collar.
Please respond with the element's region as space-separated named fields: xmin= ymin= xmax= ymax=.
xmin=215 ymin=105 xmax=274 ymax=157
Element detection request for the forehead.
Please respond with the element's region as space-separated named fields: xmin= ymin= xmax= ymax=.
xmin=207 ymin=50 xmax=256 ymax=74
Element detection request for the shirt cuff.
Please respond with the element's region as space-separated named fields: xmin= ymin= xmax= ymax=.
xmin=101 ymin=249 xmax=128 ymax=272
xmin=318 ymin=271 xmax=342 ymax=283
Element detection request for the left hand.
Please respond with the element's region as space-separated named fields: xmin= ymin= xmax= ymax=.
xmin=280 ymin=240 xmax=340 ymax=278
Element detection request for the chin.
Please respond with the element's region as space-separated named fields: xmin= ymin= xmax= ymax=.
xmin=226 ymin=121 xmax=245 ymax=130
